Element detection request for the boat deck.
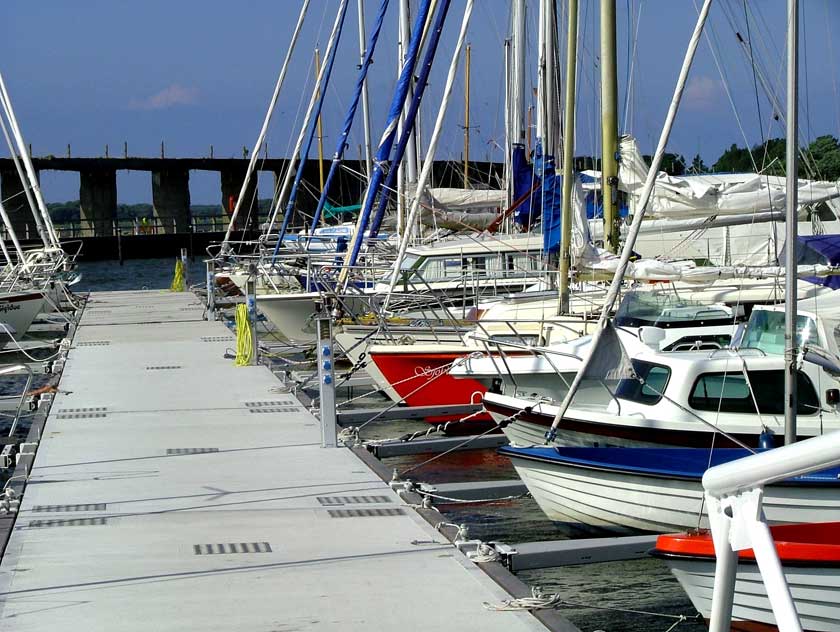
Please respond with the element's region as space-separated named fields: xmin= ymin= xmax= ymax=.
xmin=0 ymin=290 xmax=557 ymax=631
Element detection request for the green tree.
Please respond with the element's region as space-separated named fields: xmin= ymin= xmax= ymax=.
xmin=689 ymin=153 xmax=708 ymax=174
xmin=712 ymin=143 xmax=753 ymax=173
xmin=806 ymin=135 xmax=840 ymax=180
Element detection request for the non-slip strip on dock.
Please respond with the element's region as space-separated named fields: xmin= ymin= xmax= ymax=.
xmin=0 ymin=290 xmax=551 ymax=632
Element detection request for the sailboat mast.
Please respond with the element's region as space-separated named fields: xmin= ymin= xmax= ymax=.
xmin=600 ymin=0 xmax=619 ymax=253
xmin=463 ymin=43 xmax=471 ymax=188
xmin=784 ymin=0 xmax=799 ymax=445
xmin=512 ymin=0 xmax=527 ymax=144
xmin=225 ymin=0 xmax=310 ymax=246
xmin=543 ymin=0 xmax=558 ymax=156
xmin=559 ymin=0 xmax=579 ymax=314
xmin=315 ymin=48 xmax=326 ymax=204
xmin=357 ymin=0 xmax=374 ymax=181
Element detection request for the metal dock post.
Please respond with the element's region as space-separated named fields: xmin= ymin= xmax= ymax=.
xmin=316 ymin=306 xmax=337 ymax=448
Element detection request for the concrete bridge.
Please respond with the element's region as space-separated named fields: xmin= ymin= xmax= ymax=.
xmin=0 ymin=156 xmax=505 ymax=244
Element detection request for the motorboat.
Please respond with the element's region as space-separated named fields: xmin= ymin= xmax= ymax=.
xmin=652 ymin=522 xmax=840 ymax=631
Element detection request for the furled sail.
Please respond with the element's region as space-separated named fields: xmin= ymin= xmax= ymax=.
xmin=618 ymin=135 xmax=840 ymax=219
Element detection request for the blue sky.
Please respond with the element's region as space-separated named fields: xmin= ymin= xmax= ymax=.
xmin=2 ymin=0 xmax=839 ymax=204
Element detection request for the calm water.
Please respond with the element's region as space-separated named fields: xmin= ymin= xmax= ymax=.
xmin=65 ymin=260 xmax=704 ymax=632
xmin=74 ymin=257 xmax=208 ymax=292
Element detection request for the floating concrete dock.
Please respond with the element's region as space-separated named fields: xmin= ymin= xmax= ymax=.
xmin=0 ymin=290 xmax=570 ymax=631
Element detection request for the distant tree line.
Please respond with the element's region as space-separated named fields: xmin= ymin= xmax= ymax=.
xmin=575 ymin=135 xmax=840 ymax=180
xmin=683 ymin=135 xmax=840 ymax=180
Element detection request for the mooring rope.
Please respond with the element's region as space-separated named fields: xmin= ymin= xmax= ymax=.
xmin=234 ymin=303 xmax=253 ymax=366
xmin=484 ymin=586 xmax=698 ymax=629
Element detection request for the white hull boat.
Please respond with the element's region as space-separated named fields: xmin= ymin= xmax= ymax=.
xmin=653 ymin=522 xmax=840 ymax=631
xmin=498 ymin=446 xmax=840 ymax=534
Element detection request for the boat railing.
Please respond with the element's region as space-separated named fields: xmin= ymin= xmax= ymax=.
xmin=702 ymin=429 xmax=840 ymax=632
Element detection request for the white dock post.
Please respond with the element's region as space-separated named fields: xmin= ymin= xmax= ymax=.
xmin=180 ymin=248 xmax=189 ymax=287
xmin=205 ymin=259 xmax=216 ymax=320
xmin=315 ymin=306 xmax=337 ymax=448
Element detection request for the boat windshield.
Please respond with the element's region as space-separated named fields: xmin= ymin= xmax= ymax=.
xmin=614 ymin=291 xmax=735 ymax=329
xmin=741 ymin=309 xmax=820 ymax=355
xmin=399 ymin=255 xmax=421 ymax=271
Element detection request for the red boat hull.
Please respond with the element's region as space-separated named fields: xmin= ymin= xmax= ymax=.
xmin=368 ymin=350 xmax=492 ymax=426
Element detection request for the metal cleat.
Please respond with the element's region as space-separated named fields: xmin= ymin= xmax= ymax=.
xmin=0 ymin=445 xmax=13 ymax=469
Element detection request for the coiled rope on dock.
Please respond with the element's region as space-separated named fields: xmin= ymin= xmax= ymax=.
xmin=234 ymin=304 xmax=253 ymax=366
xmin=484 ymin=586 xmax=698 ymax=631
xmin=169 ymin=259 xmax=185 ymax=292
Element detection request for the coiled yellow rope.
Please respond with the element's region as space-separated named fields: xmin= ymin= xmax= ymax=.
xmin=234 ymin=303 xmax=253 ymax=366
xmin=169 ymin=259 xmax=185 ymax=292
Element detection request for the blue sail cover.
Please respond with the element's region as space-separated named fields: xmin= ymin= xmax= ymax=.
xmin=789 ymin=235 xmax=840 ymax=290
xmin=511 ymin=144 xmax=535 ymax=224
xmin=512 ymin=142 xmax=562 ymax=252
xmin=539 ymin=153 xmax=562 ymax=254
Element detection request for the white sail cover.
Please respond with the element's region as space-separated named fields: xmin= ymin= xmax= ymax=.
xmin=421 ymin=187 xmax=506 ymax=210
xmin=411 ymin=186 xmax=506 ymax=231
xmin=619 ymin=136 xmax=840 ymax=219
xmin=579 ymin=252 xmax=840 ymax=284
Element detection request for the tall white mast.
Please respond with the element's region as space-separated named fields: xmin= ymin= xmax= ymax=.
xmin=0 ymin=73 xmax=60 ymax=249
xmin=222 ymin=0 xmax=311 ymax=247
xmin=384 ymin=0 xmax=475 ymax=311
xmin=547 ymin=0 xmax=715 ymax=437
xmin=356 ymin=0 xmax=374 ymax=180
xmin=511 ymin=0 xmax=527 ymax=144
xmin=263 ymin=0 xmax=348 ymax=237
xmin=784 ymin=0 xmax=799 ymax=445
xmin=0 ymin=101 xmax=51 ymax=250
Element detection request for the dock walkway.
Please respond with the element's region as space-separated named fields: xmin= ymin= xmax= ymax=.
xmin=0 ymin=290 xmax=554 ymax=631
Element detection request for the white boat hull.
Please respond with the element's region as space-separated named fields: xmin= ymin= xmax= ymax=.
xmin=255 ymin=292 xmax=319 ymax=342
xmin=665 ymin=557 xmax=840 ymax=631
xmin=0 ymin=291 xmax=46 ymax=345
xmin=505 ymin=454 xmax=840 ymax=533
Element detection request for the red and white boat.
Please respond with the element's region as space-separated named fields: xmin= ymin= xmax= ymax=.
xmin=365 ymin=291 xmax=601 ymax=429
xmin=652 ymin=522 xmax=840 ymax=631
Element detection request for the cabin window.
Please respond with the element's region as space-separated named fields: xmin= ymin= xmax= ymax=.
xmin=484 ymin=254 xmax=505 ymax=277
xmin=688 ymin=369 xmax=820 ymax=415
xmin=399 ymin=255 xmax=420 ymax=271
xmin=741 ymin=310 xmax=819 ymax=355
xmin=614 ymin=360 xmax=671 ymax=405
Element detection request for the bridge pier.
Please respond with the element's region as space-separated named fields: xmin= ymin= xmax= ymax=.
xmin=0 ymin=168 xmax=39 ymax=240
xmin=152 ymin=169 xmax=191 ymax=233
xmin=220 ymin=167 xmax=259 ymax=233
xmin=80 ymin=170 xmax=117 ymax=237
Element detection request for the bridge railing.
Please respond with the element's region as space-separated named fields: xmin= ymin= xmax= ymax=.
xmin=37 ymin=215 xmax=243 ymax=238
